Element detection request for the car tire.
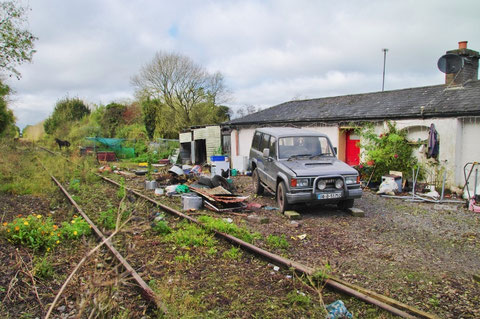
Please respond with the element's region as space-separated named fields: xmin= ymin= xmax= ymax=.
xmin=277 ymin=181 xmax=290 ymax=213
xmin=337 ymin=199 xmax=354 ymax=210
xmin=252 ymin=169 xmax=264 ymax=195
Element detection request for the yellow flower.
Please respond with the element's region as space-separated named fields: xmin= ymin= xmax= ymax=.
xmin=37 ymin=214 xmax=42 ymax=219
xmin=15 ymin=226 xmax=20 ymax=231
xmin=56 ymin=240 xmax=60 ymax=244
xmin=24 ymin=221 xmax=29 ymax=226
xmin=71 ymin=220 xmax=75 ymax=224
xmin=53 ymin=225 xmax=58 ymax=230
xmin=2 ymin=222 xmax=7 ymax=227
xmin=7 ymin=229 xmax=10 ymax=233
xmin=73 ymin=215 xmax=78 ymax=218
xmin=50 ymin=232 xmax=54 ymax=236
xmin=73 ymin=231 xmax=78 ymax=236
xmin=47 ymin=247 xmax=51 ymax=252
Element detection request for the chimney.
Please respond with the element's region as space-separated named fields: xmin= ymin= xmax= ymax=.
xmin=445 ymin=41 xmax=479 ymax=85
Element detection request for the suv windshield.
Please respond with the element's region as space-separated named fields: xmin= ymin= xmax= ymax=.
xmin=278 ymin=136 xmax=334 ymax=160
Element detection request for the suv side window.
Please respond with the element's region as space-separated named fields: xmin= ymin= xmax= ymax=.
xmin=269 ymin=137 xmax=277 ymax=158
xmin=259 ymin=133 xmax=270 ymax=152
xmin=252 ymin=131 xmax=262 ymax=150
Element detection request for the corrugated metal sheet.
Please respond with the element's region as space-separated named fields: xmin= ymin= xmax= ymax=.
xmin=179 ymin=132 xmax=192 ymax=143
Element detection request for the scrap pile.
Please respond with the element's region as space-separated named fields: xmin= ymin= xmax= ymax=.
xmin=102 ymin=158 xmax=249 ymax=212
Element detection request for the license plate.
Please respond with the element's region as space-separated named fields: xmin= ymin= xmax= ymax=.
xmin=318 ymin=192 xmax=342 ymax=199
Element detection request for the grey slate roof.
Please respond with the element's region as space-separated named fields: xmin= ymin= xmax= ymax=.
xmin=228 ymin=80 xmax=480 ymax=125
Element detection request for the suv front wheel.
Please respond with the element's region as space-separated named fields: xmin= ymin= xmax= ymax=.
xmin=252 ymin=168 xmax=264 ymax=195
xmin=276 ymin=181 xmax=290 ymax=213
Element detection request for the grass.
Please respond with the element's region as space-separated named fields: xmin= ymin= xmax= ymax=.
xmin=223 ymin=247 xmax=242 ymax=260
xmin=266 ymin=234 xmax=290 ymax=250
xmin=198 ymin=215 xmax=261 ymax=243
xmin=164 ymin=220 xmax=217 ymax=248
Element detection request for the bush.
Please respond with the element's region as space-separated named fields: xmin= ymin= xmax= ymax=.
xmin=359 ymin=122 xmax=419 ymax=183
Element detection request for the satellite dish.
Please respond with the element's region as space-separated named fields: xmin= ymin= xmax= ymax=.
xmin=437 ymin=54 xmax=464 ymax=74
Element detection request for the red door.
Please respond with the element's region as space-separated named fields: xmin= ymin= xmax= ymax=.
xmin=345 ymin=130 xmax=360 ymax=166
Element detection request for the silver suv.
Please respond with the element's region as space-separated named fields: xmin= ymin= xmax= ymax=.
xmin=249 ymin=127 xmax=362 ymax=212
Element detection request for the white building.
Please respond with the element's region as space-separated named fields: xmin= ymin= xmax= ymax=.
xmin=224 ymin=41 xmax=480 ymax=188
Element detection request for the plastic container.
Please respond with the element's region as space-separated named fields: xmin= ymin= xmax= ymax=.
xmin=210 ymin=155 xmax=226 ymax=161
xmin=230 ymin=169 xmax=238 ymax=176
xmin=145 ymin=180 xmax=157 ymax=190
xmin=181 ymin=193 xmax=203 ymax=210
xmin=154 ymin=188 xmax=164 ymax=196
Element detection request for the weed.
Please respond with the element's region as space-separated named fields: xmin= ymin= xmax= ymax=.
xmin=152 ymin=220 xmax=171 ymax=235
xmin=207 ymin=247 xmax=217 ymax=255
xmin=285 ymin=290 xmax=311 ymax=307
xmin=165 ymin=221 xmax=216 ymax=248
xmin=117 ymin=177 xmax=126 ymax=199
xmin=33 ymin=255 xmax=54 ymax=279
xmin=429 ymin=296 xmax=440 ymax=307
xmin=69 ymin=178 xmax=81 ymax=192
xmin=223 ymin=247 xmax=242 ymax=260
xmin=198 ymin=215 xmax=261 ymax=243
xmin=1 ymin=214 xmax=61 ymax=251
xmin=175 ymin=252 xmax=193 ymax=264
xmin=266 ymin=234 xmax=289 ymax=250
xmin=61 ymin=216 xmax=92 ymax=240
xmin=312 ymin=262 xmax=332 ymax=282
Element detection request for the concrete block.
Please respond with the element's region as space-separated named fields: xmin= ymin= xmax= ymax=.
xmin=247 ymin=214 xmax=270 ymax=224
xmin=284 ymin=210 xmax=301 ymax=220
xmin=348 ymin=207 xmax=365 ymax=217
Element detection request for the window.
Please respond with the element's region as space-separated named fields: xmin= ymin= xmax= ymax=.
xmin=259 ymin=133 xmax=270 ymax=152
xmin=269 ymin=137 xmax=277 ymax=158
xmin=252 ymin=132 xmax=262 ymax=150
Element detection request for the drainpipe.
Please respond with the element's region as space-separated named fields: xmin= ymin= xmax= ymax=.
xmin=235 ymin=129 xmax=239 ymax=157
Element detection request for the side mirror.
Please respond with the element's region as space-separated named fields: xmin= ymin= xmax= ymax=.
xmin=262 ymin=148 xmax=270 ymax=158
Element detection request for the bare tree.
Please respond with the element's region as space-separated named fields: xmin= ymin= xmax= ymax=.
xmin=235 ymin=104 xmax=258 ymax=119
xmin=132 ymin=52 xmax=228 ymax=124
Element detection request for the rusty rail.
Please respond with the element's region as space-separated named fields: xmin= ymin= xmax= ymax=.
xmin=37 ymin=147 xmax=437 ymax=318
xmin=37 ymin=159 xmax=167 ymax=314
xmin=100 ymin=175 xmax=438 ymax=319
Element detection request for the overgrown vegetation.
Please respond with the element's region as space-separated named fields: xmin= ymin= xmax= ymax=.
xmin=357 ymin=122 xmax=420 ymax=183
xmin=1 ymin=214 xmax=91 ymax=251
xmin=198 ymin=215 xmax=261 ymax=244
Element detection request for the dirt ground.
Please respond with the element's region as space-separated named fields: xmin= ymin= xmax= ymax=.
xmin=232 ymin=175 xmax=480 ymax=318
xmin=1 ymin=152 xmax=479 ymax=318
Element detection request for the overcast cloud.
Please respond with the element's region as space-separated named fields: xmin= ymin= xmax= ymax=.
xmin=6 ymin=0 xmax=480 ymax=129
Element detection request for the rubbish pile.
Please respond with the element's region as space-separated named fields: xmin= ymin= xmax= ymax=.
xmin=105 ymin=160 xmax=249 ymax=212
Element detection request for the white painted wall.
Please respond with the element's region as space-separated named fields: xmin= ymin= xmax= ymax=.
xmin=231 ymin=117 xmax=480 ymax=188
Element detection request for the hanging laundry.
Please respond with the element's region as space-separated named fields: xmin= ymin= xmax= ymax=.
xmin=427 ymin=123 xmax=439 ymax=158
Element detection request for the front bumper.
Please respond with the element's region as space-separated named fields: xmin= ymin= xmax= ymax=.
xmin=286 ymin=186 xmax=362 ymax=204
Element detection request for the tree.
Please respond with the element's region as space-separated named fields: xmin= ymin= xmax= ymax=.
xmin=0 ymin=1 xmax=37 ymax=78
xmin=132 ymin=51 xmax=228 ymax=125
xmin=100 ymin=102 xmax=126 ymax=137
xmin=44 ymin=97 xmax=90 ymax=135
xmin=235 ymin=104 xmax=258 ymax=119
xmin=0 ymin=80 xmax=15 ymax=137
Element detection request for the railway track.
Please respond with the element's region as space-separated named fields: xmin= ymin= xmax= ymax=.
xmin=38 ymin=146 xmax=438 ymax=318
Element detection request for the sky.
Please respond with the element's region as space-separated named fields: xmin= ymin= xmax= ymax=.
xmin=6 ymin=0 xmax=480 ymax=129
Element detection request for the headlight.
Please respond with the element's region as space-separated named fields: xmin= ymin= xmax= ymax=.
xmin=335 ymin=178 xmax=344 ymax=189
xmin=291 ymin=178 xmax=309 ymax=187
xmin=345 ymin=175 xmax=358 ymax=185
xmin=317 ymin=180 xmax=327 ymax=190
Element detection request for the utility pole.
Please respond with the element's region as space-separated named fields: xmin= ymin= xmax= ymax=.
xmin=382 ymin=48 xmax=388 ymax=92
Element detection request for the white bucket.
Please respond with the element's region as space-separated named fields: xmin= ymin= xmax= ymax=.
xmin=181 ymin=193 xmax=203 ymax=210
xmin=145 ymin=180 xmax=157 ymax=190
